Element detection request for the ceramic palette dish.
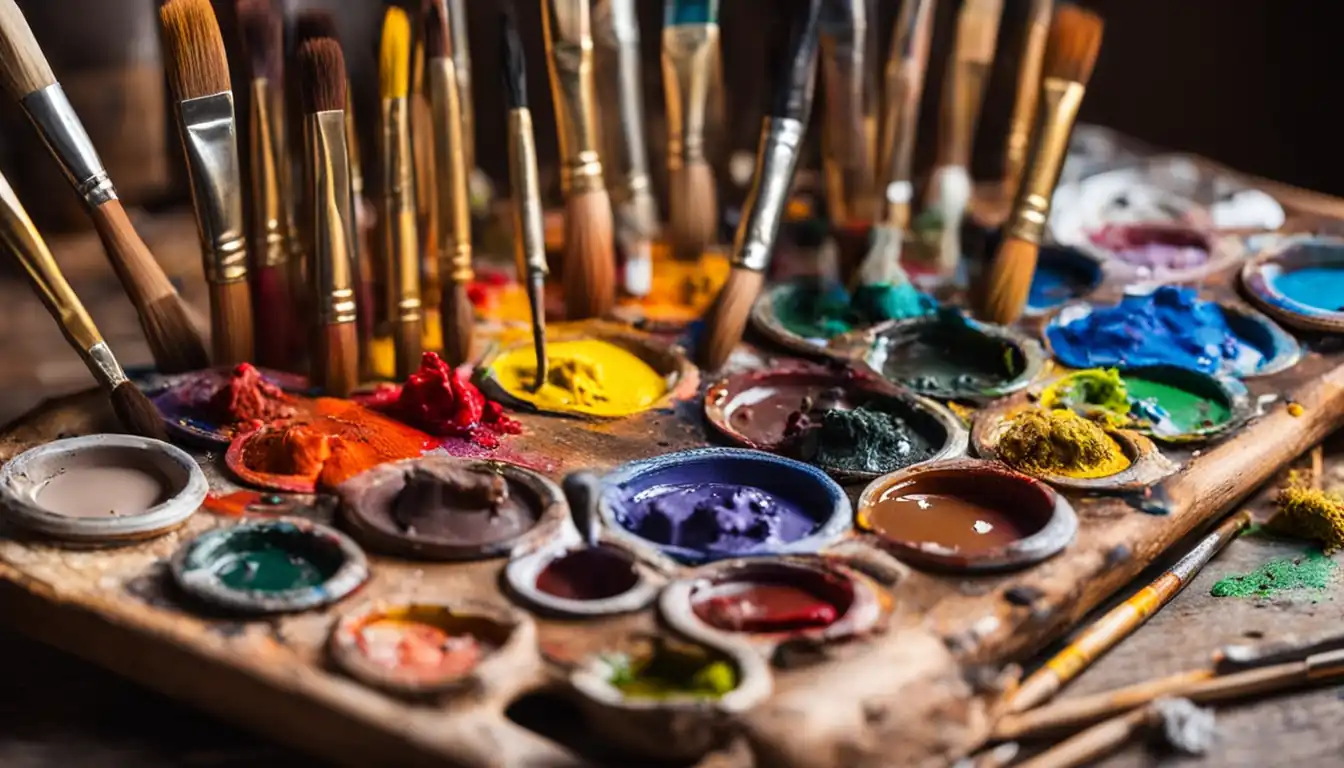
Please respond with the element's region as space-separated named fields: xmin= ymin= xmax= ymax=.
xmin=855 ymin=458 xmax=1078 ymax=572
xmin=702 ymin=365 xmax=968 ymax=481
xmin=505 ymin=543 xmax=666 ymax=617
xmin=748 ymin=278 xmax=936 ymax=361
xmin=0 ymin=434 xmax=208 ymax=544
xmin=1241 ymin=237 xmax=1344 ymax=333
xmin=148 ymin=366 xmax=310 ymax=448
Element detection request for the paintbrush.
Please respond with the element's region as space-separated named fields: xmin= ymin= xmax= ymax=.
xmin=501 ymin=5 xmax=549 ymax=393
xmin=427 ymin=0 xmax=475 ymax=366
xmin=0 ymin=0 xmax=208 ymax=374
xmin=698 ymin=0 xmax=823 ymax=370
xmin=446 ymin=0 xmax=475 ymax=173
xmin=979 ymin=4 xmax=1102 ymax=325
xmin=1003 ymin=0 xmax=1054 ymax=199
xmin=413 ymin=1 xmax=440 ymax=354
xmin=286 ymin=10 xmax=338 ymax=320
xmin=380 ymin=6 xmax=423 ymax=378
xmin=563 ymin=471 xmax=604 ymax=549
xmin=595 ymin=0 xmax=660 ymax=298
xmin=662 ymin=0 xmax=720 ymax=262
xmin=927 ymin=0 xmax=1002 ymax=279
xmin=236 ymin=0 xmax=296 ymax=370
xmin=542 ymin=0 xmax=617 ymax=320
xmin=818 ymin=0 xmax=878 ymax=228
xmin=1003 ymin=509 xmax=1250 ymax=715
xmin=0 ymin=169 xmax=166 ymax=441
xmin=160 ymin=0 xmax=254 ymax=367
xmin=298 ymin=37 xmax=359 ymax=397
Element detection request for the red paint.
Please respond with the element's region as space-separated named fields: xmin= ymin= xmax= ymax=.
xmin=207 ymin=363 xmax=297 ymax=425
xmin=203 ymin=490 xmax=264 ymax=517
xmin=467 ymin=270 xmax=511 ymax=308
xmin=251 ymin=265 xmax=296 ymax=371
xmin=693 ymin=583 xmax=840 ymax=633
xmin=367 ymin=352 xmax=521 ymax=448
xmin=535 ymin=547 xmax=640 ymax=601
xmin=355 ymin=619 xmax=482 ymax=677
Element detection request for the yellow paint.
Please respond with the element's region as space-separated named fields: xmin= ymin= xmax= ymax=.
xmin=492 ymin=338 xmax=668 ymax=417
xmin=1057 ymin=435 xmax=1132 ymax=478
xmin=366 ymin=321 xmax=444 ymax=381
xmin=1288 ymin=402 xmax=1305 ymax=417
xmin=998 ymin=408 xmax=1132 ymax=479
xmin=621 ymin=242 xmax=729 ymax=323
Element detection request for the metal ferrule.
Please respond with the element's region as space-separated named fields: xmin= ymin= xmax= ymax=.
xmin=430 ymin=58 xmax=474 ymax=286
xmin=269 ymin=86 xmax=303 ymax=266
xmin=732 ymin=117 xmax=806 ymax=273
xmin=381 ymin=96 xmax=421 ymax=324
xmin=21 ymin=84 xmax=117 ymax=207
xmin=543 ymin=0 xmax=605 ymax=195
xmin=1004 ymin=78 xmax=1086 ymax=246
xmin=661 ymin=23 xmax=717 ymax=169
xmin=307 ymin=110 xmax=358 ymax=326
xmin=380 ymin=98 xmax=415 ymax=215
xmin=249 ymin=80 xmax=286 ymax=269
xmin=598 ymin=0 xmax=659 ymax=234
xmin=178 ymin=91 xmax=248 ymax=284
xmin=507 ymin=108 xmax=549 ymax=283
xmin=86 ymin=341 xmax=128 ymax=390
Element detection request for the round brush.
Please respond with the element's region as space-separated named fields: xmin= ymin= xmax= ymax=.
xmin=379 ymin=7 xmax=423 ymax=379
xmin=662 ymin=0 xmax=721 ymax=262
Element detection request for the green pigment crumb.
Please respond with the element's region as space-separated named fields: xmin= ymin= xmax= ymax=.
xmin=1209 ymin=550 xmax=1336 ymax=598
xmin=811 ymin=406 xmax=936 ymax=474
xmin=1267 ymin=474 xmax=1344 ymax=555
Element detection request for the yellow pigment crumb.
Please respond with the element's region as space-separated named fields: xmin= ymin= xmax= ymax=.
xmin=998 ymin=408 xmax=1132 ymax=479
xmin=946 ymin=401 xmax=975 ymax=426
xmin=1288 ymin=402 xmax=1305 ymax=417
xmin=1267 ymin=471 xmax=1344 ymax=554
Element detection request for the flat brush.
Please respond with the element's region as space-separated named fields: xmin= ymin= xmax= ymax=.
xmin=299 ymin=37 xmax=359 ymax=397
xmin=818 ymin=0 xmax=878 ymax=228
xmin=0 ymin=0 xmax=208 ymax=373
xmin=286 ymin=10 xmax=339 ymax=322
xmin=380 ymin=6 xmax=423 ymax=378
xmin=0 ymin=170 xmax=165 ymax=440
xmin=501 ymin=5 xmax=548 ymax=390
xmin=699 ymin=0 xmax=823 ymax=370
xmin=427 ymin=0 xmax=474 ymax=366
xmin=542 ymin=0 xmax=618 ymax=320
xmin=160 ymin=0 xmax=254 ymax=367
xmin=1004 ymin=0 xmax=1054 ymax=198
xmin=662 ymin=0 xmax=721 ymax=262
xmin=979 ymin=4 xmax=1102 ymax=325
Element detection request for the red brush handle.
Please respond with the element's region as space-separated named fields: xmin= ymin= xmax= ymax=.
xmin=251 ymin=264 xmax=295 ymax=370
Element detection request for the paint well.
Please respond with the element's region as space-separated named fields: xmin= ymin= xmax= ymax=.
xmin=492 ymin=339 xmax=669 ymax=417
xmin=608 ymin=641 xmax=738 ymax=700
xmin=862 ymin=469 xmax=1049 ymax=556
xmin=1125 ymin=376 xmax=1232 ymax=437
xmin=1271 ymin=266 xmax=1344 ymax=313
xmin=1027 ymin=248 xmax=1103 ymax=311
xmin=213 ymin=544 xmax=332 ymax=592
xmin=617 ymin=483 xmax=817 ymax=558
xmin=690 ymin=567 xmax=854 ymax=633
xmin=997 ymin=408 xmax=1132 ymax=479
xmin=36 ymin=462 xmax=169 ymax=518
xmin=355 ymin=618 xmax=482 ymax=676
xmin=535 ymin=546 xmax=641 ymax=601
xmin=876 ymin=313 xmax=1025 ymax=397
xmin=802 ymin=406 xmax=937 ymax=474
xmin=772 ymin=281 xmax=935 ymax=342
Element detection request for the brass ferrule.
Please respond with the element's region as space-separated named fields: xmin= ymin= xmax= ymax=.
xmin=380 ymin=98 xmax=415 ymax=215
xmin=177 ymin=91 xmax=248 ymax=284
xmin=381 ymin=96 xmax=420 ymax=324
xmin=543 ymin=0 xmax=605 ymax=195
xmin=1005 ymin=78 xmax=1086 ymax=246
xmin=21 ymin=84 xmax=117 ymax=207
xmin=661 ymin=23 xmax=718 ymax=168
xmin=1004 ymin=9 xmax=1051 ymax=194
xmin=599 ymin=0 xmax=657 ymax=227
xmin=249 ymin=80 xmax=286 ymax=269
xmin=732 ymin=117 xmax=806 ymax=273
xmin=430 ymin=57 xmax=474 ymax=286
xmin=506 ymin=108 xmax=549 ymax=283
xmin=307 ymin=110 xmax=358 ymax=326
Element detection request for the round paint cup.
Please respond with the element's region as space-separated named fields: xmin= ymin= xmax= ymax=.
xmin=1116 ymin=365 xmax=1252 ymax=444
xmin=748 ymin=277 xmax=940 ymax=363
xmin=856 ymin=458 xmax=1077 ymax=571
xmin=171 ymin=518 xmax=369 ymax=614
xmin=0 ymin=434 xmax=208 ymax=543
xmin=599 ymin=447 xmax=853 ymax=564
xmin=1241 ymin=237 xmax=1344 ymax=333
xmin=972 ymin=230 xmax=1104 ymax=316
xmin=505 ymin=543 xmax=663 ymax=617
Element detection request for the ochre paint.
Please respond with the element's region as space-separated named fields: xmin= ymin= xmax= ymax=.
xmin=355 ymin=617 xmax=482 ymax=676
xmin=862 ymin=470 xmax=1042 ymax=556
xmin=1269 ymin=475 xmax=1344 ymax=555
xmin=692 ymin=582 xmax=839 ymax=632
xmin=620 ymin=242 xmax=729 ymax=324
xmin=997 ymin=408 xmax=1131 ymax=479
xmin=366 ymin=352 xmax=521 ymax=447
xmin=492 ymin=339 xmax=668 ymax=417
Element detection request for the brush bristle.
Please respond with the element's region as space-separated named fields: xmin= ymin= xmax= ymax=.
xmin=957 ymin=0 xmax=1004 ymax=65
xmin=0 ymin=0 xmax=54 ymax=97
xmin=160 ymin=0 xmax=232 ymax=101
xmin=699 ymin=267 xmax=764 ymax=370
xmin=562 ymin=192 xmax=617 ymax=320
xmin=440 ymin=282 xmax=476 ymax=367
xmin=142 ymin=293 xmax=212 ymax=373
xmin=499 ymin=4 xmax=527 ymax=110
xmin=668 ymin=162 xmax=718 ymax=261
xmin=293 ymin=10 xmax=338 ymax=48
xmin=979 ymin=236 xmax=1039 ymax=325
xmin=237 ymin=0 xmax=283 ymax=85
xmin=298 ymin=38 xmax=347 ymax=113
xmin=315 ymin=322 xmax=360 ymax=397
xmin=110 ymin=381 xmax=169 ymax=441
xmin=1044 ymin=4 xmax=1103 ymax=85
xmin=425 ymin=0 xmax=449 ymax=60
xmin=769 ymin=0 xmax=822 ymax=122
xmin=380 ymin=6 xmax=412 ymax=99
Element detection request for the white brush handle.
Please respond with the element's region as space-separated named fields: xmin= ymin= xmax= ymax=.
xmin=929 ymin=165 xmax=971 ymax=275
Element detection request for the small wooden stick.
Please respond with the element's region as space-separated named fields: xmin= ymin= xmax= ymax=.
xmin=1014 ymin=706 xmax=1149 ymax=768
xmin=1310 ymin=443 xmax=1324 ymax=490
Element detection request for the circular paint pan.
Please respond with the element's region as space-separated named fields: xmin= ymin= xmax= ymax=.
xmin=149 ymin=366 xmax=310 ymax=448
xmin=171 ymin=518 xmax=368 ymax=614
xmin=703 ymin=365 xmax=968 ymax=481
xmin=329 ymin=600 xmax=528 ymax=698
xmin=1242 ymin=237 xmax=1344 ymax=333
xmin=0 ymin=434 xmax=208 ymax=544
xmin=660 ymin=559 xmax=883 ymax=645
xmin=972 ymin=406 xmax=1178 ymax=494
xmin=599 ymin=447 xmax=852 ymax=564
xmin=476 ymin=323 xmax=699 ymax=420
xmin=337 ymin=456 xmax=564 ymax=561
xmin=856 ymin=458 xmax=1078 ymax=571
xmin=505 ymin=543 xmax=662 ymax=617
xmin=749 ymin=277 xmax=937 ymax=361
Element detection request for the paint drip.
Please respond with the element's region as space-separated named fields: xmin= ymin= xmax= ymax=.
xmin=1209 ymin=551 xmax=1335 ymax=598
xmin=206 ymin=363 xmax=297 ymax=425
xmin=618 ymin=483 xmax=817 ymax=557
xmin=608 ymin=642 xmax=738 ymax=700
xmin=1272 ymin=266 xmax=1344 ymax=312
xmin=367 ymin=352 xmax=521 ymax=448
xmin=492 ymin=339 xmax=668 ymax=417
xmin=1089 ymin=224 xmax=1210 ymax=270
xmin=775 ymin=281 xmax=935 ymax=341
xmin=787 ymin=405 xmax=936 ymax=474
xmin=997 ymin=408 xmax=1131 ymax=479
xmin=1267 ymin=473 xmax=1344 ymax=555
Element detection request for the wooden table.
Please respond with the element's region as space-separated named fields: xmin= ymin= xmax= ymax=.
xmin=2 ymin=193 xmax=1343 ymax=766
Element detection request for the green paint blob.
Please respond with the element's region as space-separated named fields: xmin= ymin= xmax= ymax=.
xmin=1040 ymin=368 xmax=1131 ymax=425
xmin=1125 ymin=376 xmax=1231 ymax=437
xmin=214 ymin=544 xmax=331 ymax=592
xmin=810 ymin=406 xmax=936 ymax=474
xmin=1209 ymin=551 xmax=1336 ymax=599
xmin=775 ymin=283 xmax=934 ymax=341
xmin=608 ymin=642 xmax=738 ymax=700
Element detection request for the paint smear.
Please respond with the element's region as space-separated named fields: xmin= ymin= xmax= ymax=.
xmin=492 ymin=339 xmax=668 ymax=417
xmin=1210 ymin=551 xmax=1335 ymax=598
xmin=1272 ymin=266 xmax=1344 ymax=313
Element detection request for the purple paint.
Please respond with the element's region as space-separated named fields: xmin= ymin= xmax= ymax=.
xmin=616 ymin=483 xmax=817 ymax=557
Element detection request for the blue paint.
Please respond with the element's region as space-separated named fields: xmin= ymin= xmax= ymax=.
xmin=1272 ymin=266 xmax=1344 ymax=313
xmin=1027 ymin=248 xmax=1103 ymax=311
xmin=1047 ymin=286 xmax=1272 ymax=376
xmin=666 ymin=0 xmax=717 ymax=26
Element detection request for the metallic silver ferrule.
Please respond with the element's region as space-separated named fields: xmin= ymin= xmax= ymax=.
xmin=21 ymin=84 xmax=117 ymax=207
xmin=86 ymin=341 xmax=129 ymax=390
xmin=507 ymin=109 xmax=549 ymax=282
xmin=597 ymin=0 xmax=659 ymax=229
xmin=732 ymin=117 xmax=807 ymax=273
xmin=178 ymin=91 xmax=248 ymax=284
xmin=380 ymin=98 xmax=415 ymax=214
xmin=309 ymin=110 xmax=358 ymax=326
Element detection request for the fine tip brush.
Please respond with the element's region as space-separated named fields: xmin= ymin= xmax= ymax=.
xmin=298 ymin=37 xmax=360 ymax=396
xmin=427 ymin=0 xmax=476 ymax=366
xmin=0 ymin=169 xmax=166 ymax=441
xmin=380 ymin=6 xmax=423 ymax=378
xmin=662 ymin=0 xmax=721 ymax=262
xmin=1003 ymin=0 xmax=1054 ymax=198
xmin=501 ymin=3 xmax=549 ymax=390
xmin=979 ymin=4 xmax=1102 ymax=326
xmin=698 ymin=0 xmax=822 ymax=370
xmin=160 ymin=0 xmax=255 ymax=367
xmin=542 ymin=0 xmax=618 ymax=320
xmin=236 ymin=0 xmax=296 ymax=370
xmin=413 ymin=0 xmax=441 ymax=354
xmin=0 ymin=0 xmax=208 ymax=373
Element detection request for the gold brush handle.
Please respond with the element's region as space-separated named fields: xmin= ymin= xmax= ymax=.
xmin=1006 ymin=78 xmax=1086 ymax=245
xmin=542 ymin=0 xmax=605 ymax=194
xmin=661 ymin=24 xmax=717 ymax=167
xmin=1004 ymin=0 xmax=1053 ymax=195
xmin=431 ymin=57 xmax=474 ymax=285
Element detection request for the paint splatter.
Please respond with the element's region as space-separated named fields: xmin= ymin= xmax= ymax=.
xmin=1209 ymin=551 xmax=1335 ymax=598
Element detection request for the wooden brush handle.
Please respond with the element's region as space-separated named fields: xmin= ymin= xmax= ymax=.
xmin=251 ymin=264 xmax=294 ymax=370
xmin=89 ymin=199 xmax=178 ymax=309
xmin=209 ymin=280 xmax=254 ymax=366
xmin=314 ymin=322 xmax=359 ymax=398
xmin=393 ymin=317 xmax=423 ymax=380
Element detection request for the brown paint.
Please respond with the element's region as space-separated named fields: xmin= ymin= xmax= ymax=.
xmin=357 ymin=464 xmax=540 ymax=547
xmin=36 ymin=460 xmax=169 ymax=519
xmin=863 ymin=469 xmax=1052 ymax=556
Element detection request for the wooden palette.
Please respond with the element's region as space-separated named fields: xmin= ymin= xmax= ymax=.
xmin=2 ymin=153 xmax=1344 ymax=767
